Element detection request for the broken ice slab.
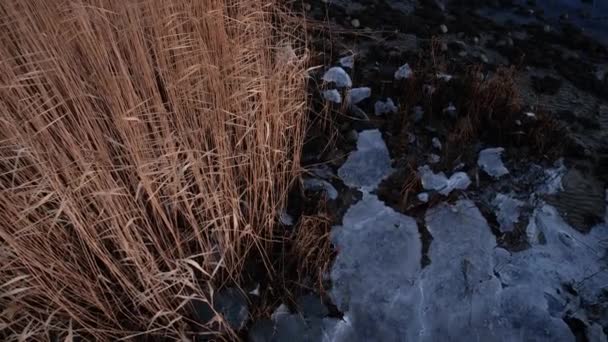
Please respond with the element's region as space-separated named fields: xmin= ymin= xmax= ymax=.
xmin=418 ymin=165 xmax=471 ymax=196
xmin=323 ymin=89 xmax=342 ymax=103
xmin=279 ymin=210 xmax=294 ymax=226
xmin=478 ymin=147 xmax=509 ymax=178
xmin=538 ymin=158 xmax=566 ymax=195
xmin=330 ymin=193 xmax=422 ymax=341
xmin=346 ymin=87 xmax=371 ymax=105
xmin=417 ymin=192 xmax=429 ymax=203
xmin=394 ymin=63 xmax=413 ymax=80
xmin=374 ymin=98 xmax=398 ymax=116
xmin=302 ymin=178 xmax=338 ymax=200
xmin=428 ymin=153 xmax=440 ymax=164
xmin=338 ymin=129 xmax=392 ymax=191
xmin=339 ymin=55 xmax=354 ymax=69
xmin=493 ymin=193 xmax=523 ymax=232
xmin=431 ymin=137 xmax=442 ymax=150
xmin=322 ymin=67 xmax=352 ymax=88
xmin=436 ymin=72 xmax=453 ymax=81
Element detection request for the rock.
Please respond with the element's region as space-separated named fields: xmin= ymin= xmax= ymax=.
xmin=478 ymin=147 xmax=509 ymax=178
xmin=296 ymin=294 xmax=329 ymax=319
xmin=323 ymin=89 xmax=342 ymax=103
xmin=440 ymin=24 xmax=448 ymax=34
xmin=346 ymin=87 xmax=371 ymax=105
xmin=302 ymin=178 xmax=339 ymax=200
xmin=428 ymin=153 xmax=440 ymax=164
xmin=339 ymin=55 xmax=354 ymax=69
xmin=493 ymin=193 xmax=524 ymax=232
xmin=214 ymin=288 xmax=249 ymax=330
xmin=544 ymin=24 xmax=551 ymax=33
xmin=480 ymin=53 xmax=489 ymax=64
xmin=338 ymin=129 xmax=392 ymax=191
xmin=351 ymin=19 xmax=360 ymax=28
xmin=322 ymin=67 xmax=352 ymax=88
xmin=374 ymin=98 xmax=398 ymax=116
xmin=394 ymin=63 xmax=413 ymax=80
xmin=418 ymin=165 xmax=471 ymax=196
xmin=346 ymin=129 xmax=358 ymax=143
xmin=303 ymin=3 xmax=311 ymax=11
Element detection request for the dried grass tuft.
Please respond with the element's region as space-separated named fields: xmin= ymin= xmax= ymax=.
xmin=0 ymin=0 xmax=307 ymax=340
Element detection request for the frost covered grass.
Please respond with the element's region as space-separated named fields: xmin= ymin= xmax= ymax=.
xmin=0 ymin=0 xmax=307 ymax=340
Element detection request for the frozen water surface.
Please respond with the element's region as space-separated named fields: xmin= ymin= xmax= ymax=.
xmin=329 ymin=193 xmax=423 ymax=341
xmin=493 ymin=193 xmax=524 ymax=232
xmin=338 ymin=129 xmax=392 ymax=191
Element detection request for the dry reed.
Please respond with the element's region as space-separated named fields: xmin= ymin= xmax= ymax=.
xmin=0 ymin=0 xmax=307 ymax=340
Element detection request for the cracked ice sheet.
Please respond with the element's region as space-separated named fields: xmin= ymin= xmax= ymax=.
xmin=329 ymin=193 xmax=423 ymax=341
xmin=338 ymin=129 xmax=392 ymax=191
xmin=498 ymin=204 xmax=608 ymax=310
xmin=420 ymin=200 xmax=575 ymax=342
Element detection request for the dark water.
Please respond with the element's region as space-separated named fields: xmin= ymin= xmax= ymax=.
xmin=534 ymin=0 xmax=608 ymax=43
xmin=479 ymin=0 xmax=608 ymax=45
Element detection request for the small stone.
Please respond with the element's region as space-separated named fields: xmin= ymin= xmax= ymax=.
xmin=473 ymin=37 xmax=479 ymax=45
xmin=303 ymin=3 xmax=311 ymax=11
xmin=480 ymin=54 xmax=489 ymax=63
xmin=439 ymin=24 xmax=448 ymax=34
xmin=351 ymin=19 xmax=360 ymax=28
xmin=413 ymin=106 xmax=424 ymax=122
xmin=544 ymin=25 xmax=551 ymax=33
xmin=423 ymin=85 xmax=435 ymax=97
xmin=458 ymin=51 xmax=467 ymax=57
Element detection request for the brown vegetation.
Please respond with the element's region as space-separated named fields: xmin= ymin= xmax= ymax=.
xmin=0 ymin=0 xmax=307 ymax=340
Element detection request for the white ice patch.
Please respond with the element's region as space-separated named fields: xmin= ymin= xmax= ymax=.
xmin=374 ymin=98 xmax=398 ymax=116
xmin=538 ymin=158 xmax=566 ymax=195
xmin=493 ymin=193 xmax=524 ymax=232
xmin=346 ymin=87 xmax=371 ymax=105
xmin=302 ymin=178 xmax=338 ymax=200
xmin=339 ymin=55 xmax=355 ymax=69
xmin=478 ymin=147 xmax=509 ymax=178
xmin=432 ymin=137 xmax=442 ymax=150
xmin=394 ymin=63 xmax=413 ymax=80
xmin=323 ymin=89 xmax=342 ymax=103
xmin=338 ymin=129 xmax=392 ymax=191
xmin=279 ymin=210 xmax=294 ymax=226
xmin=323 ymin=67 xmax=352 ymax=88
xmin=418 ymin=165 xmax=471 ymax=196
